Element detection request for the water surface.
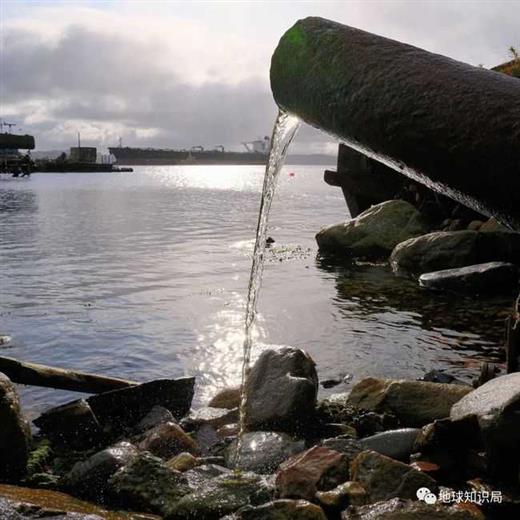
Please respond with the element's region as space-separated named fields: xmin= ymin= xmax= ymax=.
xmin=0 ymin=166 xmax=510 ymax=418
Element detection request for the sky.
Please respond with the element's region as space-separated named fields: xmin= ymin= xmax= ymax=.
xmin=1 ymin=0 xmax=519 ymax=153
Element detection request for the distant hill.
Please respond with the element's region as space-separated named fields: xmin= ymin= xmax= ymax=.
xmin=286 ymin=153 xmax=336 ymax=165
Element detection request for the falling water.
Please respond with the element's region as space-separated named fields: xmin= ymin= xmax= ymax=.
xmin=234 ymin=110 xmax=300 ymax=469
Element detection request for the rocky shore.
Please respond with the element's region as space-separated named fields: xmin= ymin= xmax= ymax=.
xmin=1 ymin=343 xmax=520 ymax=519
xmin=316 ymin=199 xmax=519 ymax=297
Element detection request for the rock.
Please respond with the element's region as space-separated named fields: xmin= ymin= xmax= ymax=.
xmin=316 ymin=200 xmax=428 ymax=260
xmin=138 ymin=421 xmax=198 ymax=459
xmin=450 ymin=373 xmax=520 ymax=477
xmin=109 ymin=451 xmax=190 ymax=516
xmin=166 ymin=472 xmax=272 ymax=519
xmin=421 ymin=370 xmax=465 ymax=385
xmin=320 ymin=438 xmax=364 ymax=464
xmin=0 ymin=335 xmax=12 ymax=346
xmin=419 ymin=262 xmax=518 ymax=294
xmin=184 ymin=407 xmax=239 ymax=430
xmin=225 ymin=432 xmax=305 ymax=473
xmin=87 ymin=377 xmax=195 ymax=437
xmin=218 ymin=423 xmax=240 ymax=439
xmin=240 ymin=499 xmax=327 ymax=519
xmin=467 ymin=220 xmax=484 ymax=231
xmin=33 ymin=399 xmax=103 ymax=450
xmin=480 ymin=217 xmax=509 ymax=232
xmin=209 ymin=387 xmax=241 ymax=409
xmin=316 ymin=481 xmax=366 ymax=510
xmin=352 ymin=411 xmax=399 ymax=437
xmin=64 ymin=441 xmax=138 ymax=500
xmin=0 ymin=486 xmax=144 ymax=519
xmin=347 ymin=377 xmax=471 ymax=427
xmin=342 ymin=497 xmax=484 ymax=519
xmin=350 ymin=450 xmax=437 ymax=502
xmin=0 ymin=372 xmax=32 ymax=481
xmin=391 ymin=230 xmax=520 ymax=275
xmin=276 ymin=446 xmax=349 ymax=501
xmin=360 ymin=428 xmax=421 ymax=462
xmin=194 ymin=424 xmax=222 ymax=456
xmin=183 ymin=463 xmax=231 ymax=490
xmin=167 ymin=452 xmax=199 ymax=472
xmin=134 ymin=405 xmax=174 ymax=434
xmin=244 ymin=347 xmax=318 ymax=433
xmin=391 ymin=231 xmax=479 ymax=274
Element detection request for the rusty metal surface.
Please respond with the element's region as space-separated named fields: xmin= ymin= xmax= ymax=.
xmin=271 ymin=17 xmax=520 ymax=229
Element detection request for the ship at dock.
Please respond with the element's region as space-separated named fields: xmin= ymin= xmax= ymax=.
xmin=109 ymin=137 xmax=271 ymax=165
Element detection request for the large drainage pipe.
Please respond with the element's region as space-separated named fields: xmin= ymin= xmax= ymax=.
xmin=270 ymin=17 xmax=520 ymax=230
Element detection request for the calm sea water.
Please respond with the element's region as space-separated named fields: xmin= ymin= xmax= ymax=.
xmin=0 ymin=165 xmax=510 ymax=418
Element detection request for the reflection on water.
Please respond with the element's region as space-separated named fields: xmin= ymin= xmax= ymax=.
xmin=0 ymin=166 xmax=511 ymax=418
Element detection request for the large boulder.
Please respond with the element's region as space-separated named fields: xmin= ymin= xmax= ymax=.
xmin=450 ymin=373 xmax=520 ymax=477
xmin=316 ymin=200 xmax=428 ymax=261
xmin=419 ymin=262 xmax=518 ymax=294
xmin=276 ymin=446 xmax=349 ymax=501
xmin=350 ymin=450 xmax=437 ymax=503
xmin=347 ymin=378 xmax=471 ymax=427
xmin=244 ymin=348 xmax=318 ymax=433
xmin=0 ymin=372 xmax=32 ymax=481
xmin=342 ymin=497 xmax=484 ymax=519
xmin=225 ymin=432 xmax=305 ymax=473
xmin=391 ymin=230 xmax=520 ymax=275
xmin=64 ymin=441 xmax=138 ymax=500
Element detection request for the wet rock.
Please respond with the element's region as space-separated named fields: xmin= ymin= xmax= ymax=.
xmin=184 ymin=407 xmax=239 ymax=430
xmin=321 ymin=423 xmax=358 ymax=439
xmin=244 ymin=347 xmax=318 ymax=433
xmin=209 ymin=387 xmax=241 ymax=409
xmin=0 ymin=372 xmax=32 ymax=481
xmin=316 ymin=481 xmax=366 ymax=510
xmin=109 ymin=451 xmax=190 ymax=516
xmin=391 ymin=231 xmax=479 ymax=274
xmin=0 ymin=485 xmax=151 ymax=519
xmin=421 ymin=370 xmax=466 ymax=385
xmin=138 ymin=421 xmax=198 ymax=459
xmin=342 ymin=497 xmax=484 ymax=519
xmin=87 ymin=377 xmax=195 ymax=437
xmin=134 ymin=405 xmax=174 ymax=434
xmin=64 ymin=441 xmax=138 ymax=500
xmin=347 ymin=377 xmax=471 ymax=427
xmin=183 ymin=463 xmax=231 ymax=490
xmin=33 ymin=399 xmax=103 ymax=450
xmin=225 ymin=432 xmax=305 ymax=473
xmin=0 ymin=335 xmax=12 ymax=346
xmin=167 ymin=452 xmax=199 ymax=472
xmin=320 ymin=437 xmax=364 ymax=464
xmin=480 ymin=217 xmax=509 ymax=232
xmin=276 ymin=446 xmax=349 ymax=501
xmin=391 ymin=230 xmax=520 ymax=275
xmin=218 ymin=423 xmax=240 ymax=439
xmin=194 ymin=424 xmax=222 ymax=456
xmin=239 ymin=499 xmax=327 ymax=519
xmin=360 ymin=428 xmax=421 ymax=462
xmin=419 ymin=262 xmax=518 ymax=294
xmin=316 ymin=200 xmax=428 ymax=260
xmin=166 ymin=472 xmax=272 ymax=519
xmin=450 ymin=373 xmax=520 ymax=477
xmin=350 ymin=450 xmax=437 ymax=502
xmin=352 ymin=410 xmax=399 ymax=437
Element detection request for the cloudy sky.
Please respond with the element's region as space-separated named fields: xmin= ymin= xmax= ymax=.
xmin=1 ymin=0 xmax=518 ymax=152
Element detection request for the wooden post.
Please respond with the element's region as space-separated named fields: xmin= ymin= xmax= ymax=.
xmin=0 ymin=356 xmax=138 ymax=394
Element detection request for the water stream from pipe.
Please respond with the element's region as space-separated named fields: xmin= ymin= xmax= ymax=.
xmin=234 ymin=110 xmax=300 ymax=469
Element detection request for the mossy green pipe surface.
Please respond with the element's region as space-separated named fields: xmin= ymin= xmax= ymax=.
xmin=270 ymin=17 xmax=520 ymax=229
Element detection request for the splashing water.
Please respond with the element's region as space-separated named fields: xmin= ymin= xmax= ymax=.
xmin=234 ymin=110 xmax=300 ymax=469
